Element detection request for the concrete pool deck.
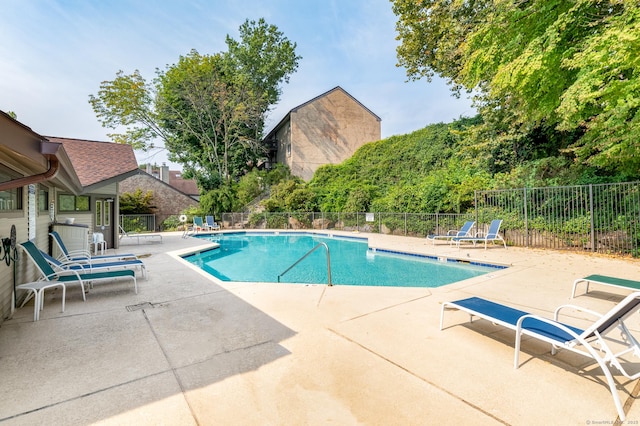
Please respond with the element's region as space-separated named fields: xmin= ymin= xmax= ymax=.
xmin=1 ymin=230 xmax=640 ymax=424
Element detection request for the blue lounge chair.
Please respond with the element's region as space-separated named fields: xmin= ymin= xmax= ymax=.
xmin=453 ymin=219 xmax=506 ymax=249
xmin=20 ymin=240 xmax=137 ymax=301
xmin=39 ymin=248 xmax=146 ymax=279
xmin=426 ymin=220 xmax=474 ymax=245
xmin=440 ymin=293 xmax=640 ymax=420
xmin=50 ymin=231 xmax=137 ymax=262
xmin=205 ymin=215 xmax=220 ymax=231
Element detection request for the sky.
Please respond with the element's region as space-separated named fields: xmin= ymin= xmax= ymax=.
xmin=0 ymin=0 xmax=475 ymax=169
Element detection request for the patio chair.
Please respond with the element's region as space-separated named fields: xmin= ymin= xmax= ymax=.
xmin=193 ymin=216 xmax=205 ymax=232
xmin=19 ymin=240 xmax=137 ymax=301
xmin=571 ymin=274 xmax=640 ymax=299
xmin=452 ymin=219 xmax=506 ymax=249
xmin=118 ymin=225 xmax=163 ymax=244
xmin=50 ymin=231 xmax=137 ymax=262
xmin=440 ymin=292 xmax=640 ymax=420
xmin=426 ymin=221 xmax=474 ymax=245
xmin=39 ymin=248 xmax=146 ymax=279
xmin=205 ymin=215 xmax=220 ymax=231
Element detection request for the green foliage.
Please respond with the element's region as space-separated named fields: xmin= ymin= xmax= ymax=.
xmin=200 ymin=184 xmax=237 ymax=218
xmin=119 ymin=189 xmax=155 ymax=214
xmin=161 ymin=215 xmax=182 ymax=231
xmin=262 ymin=179 xmax=310 ymax=212
xmin=235 ymin=164 xmax=292 ymax=208
xmin=308 ymin=120 xmax=490 ymax=213
xmin=392 ymin=0 xmax=640 ymax=176
xmin=90 ymin=19 xmax=300 ymax=187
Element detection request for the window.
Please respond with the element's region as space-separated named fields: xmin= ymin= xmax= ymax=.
xmin=95 ymin=200 xmax=102 ymax=226
xmin=104 ymin=200 xmax=111 ymax=226
xmin=38 ymin=185 xmax=49 ymax=212
xmin=0 ymin=167 xmax=23 ymax=211
xmin=58 ymin=194 xmax=90 ymax=212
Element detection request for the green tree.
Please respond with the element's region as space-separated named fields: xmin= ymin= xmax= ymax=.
xmin=392 ymin=1 xmax=640 ymax=174
xmin=89 ymin=18 xmax=300 ymax=188
xmin=119 ymin=189 xmax=155 ymax=214
xmin=200 ymin=185 xmax=237 ymax=219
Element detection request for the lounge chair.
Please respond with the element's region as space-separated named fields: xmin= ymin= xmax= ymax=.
xmin=119 ymin=225 xmax=163 ymax=244
xmin=452 ymin=219 xmax=506 ymax=249
xmin=20 ymin=240 xmax=137 ymax=301
xmin=572 ymin=274 xmax=640 ymax=298
xmin=440 ymin=293 xmax=640 ymax=420
xmin=193 ymin=216 xmax=205 ymax=233
xmin=50 ymin=231 xmax=137 ymax=263
xmin=205 ymin=215 xmax=220 ymax=231
xmin=39 ymin=248 xmax=146 ymax=279
xmin=426 ymin=221 xmax=474 ymax=245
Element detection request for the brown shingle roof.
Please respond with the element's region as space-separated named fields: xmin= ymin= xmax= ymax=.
xmin=169 ymin=170 xmax=199 ymax=195
xmin=47 ymin=137 xmax=139 ymax=187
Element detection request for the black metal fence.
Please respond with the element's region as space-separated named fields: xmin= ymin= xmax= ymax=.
xmin=119 ymin=214 xmax=157 ymax=233
xmin=475 ymin=182 xmax=640 ymax=255
xmin=221 ymin=212 xmax=475 ymax=239
xmin=221 ymin=181 xmax=640 ymax=256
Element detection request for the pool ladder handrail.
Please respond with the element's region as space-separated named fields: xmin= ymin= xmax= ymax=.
xmin=277 ymin=242 xmax=332 ymax=286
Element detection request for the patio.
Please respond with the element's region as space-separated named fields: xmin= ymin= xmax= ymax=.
xmin=1 ymin=231 xmax=640 ymax=424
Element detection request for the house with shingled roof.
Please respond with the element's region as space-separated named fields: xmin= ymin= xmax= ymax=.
xmin=47 ymin=137 xmax=140 ymax=250
xmin=0 ymin=111 xmax=140 ymax=323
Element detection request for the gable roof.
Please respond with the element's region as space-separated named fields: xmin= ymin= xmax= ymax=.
xmin=263 ymin=86 xmax=381 ymax=140
xmin=46 ymin=137 xmax=139 ymax=190
xmin=290 ymin=86 xmax=380 ymax=120
xmin=127 ymin=169 xmax=198 ymax=199
xmin=169 ymin=170 xmax=199 ymax=195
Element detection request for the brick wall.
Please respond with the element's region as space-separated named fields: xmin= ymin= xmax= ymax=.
xmin=119 ymin=173 xmax=199 ymax=229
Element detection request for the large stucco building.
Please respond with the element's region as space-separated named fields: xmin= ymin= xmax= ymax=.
xmin=262 ymin=87 xmax=381 ymax=181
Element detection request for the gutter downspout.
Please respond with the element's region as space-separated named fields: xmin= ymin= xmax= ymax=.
xmin=0 ymin=141 xmax=61 ymax=191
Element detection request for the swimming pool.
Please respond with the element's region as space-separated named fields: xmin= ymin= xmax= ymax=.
xmin=183 ymin=232 xmax=505 ymax=288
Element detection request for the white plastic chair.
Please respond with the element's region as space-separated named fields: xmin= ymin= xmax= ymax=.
xmin=92 ymin=232 xmax=106 ymax=255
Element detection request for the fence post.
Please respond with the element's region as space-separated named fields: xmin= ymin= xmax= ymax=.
xmin=404 ymin=212 xmax=407 ymax=236
xmin=589 ymin=184 xmax=595 ymax=252
xmin=474 ymin=192 xmax=479 ymax=229
xmin=523 ymin=187 xmax=528 ymax=248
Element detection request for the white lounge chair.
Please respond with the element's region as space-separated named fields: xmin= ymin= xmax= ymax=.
xmin=440 ymin=292 xmax=640 ymax=420
xmin=119 ymin=225 xmax=163 ymax=244
xmin=40 ymin=248 xmax=146 ymax=279
xmin=452 ymin=219 xmax=506 ymax=249
xmin=426 ymin=220 xmax=474 ymax=245
xmin=50 ymin=231 xmax=137 ymax=262
xmin=20 ymin=240 xmax=137 ymax=301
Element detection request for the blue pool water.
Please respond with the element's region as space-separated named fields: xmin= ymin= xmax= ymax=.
xmin=183 ymin=233 xmax=503 ymax=288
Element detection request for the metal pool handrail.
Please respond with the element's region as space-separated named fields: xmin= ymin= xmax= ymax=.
xmin=277 ymin=242 xmax=332 ymax=286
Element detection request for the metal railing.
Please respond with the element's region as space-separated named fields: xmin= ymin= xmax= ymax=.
xmin=475 ymin=182 xmax=640 ymax=255
xmin=221 ymin=212 xmax=474 ymax=238
xmin=119 ymin=214 xmax=156 ymax=233
xmin=221 ymin=181 xmax=640 ymax=257
xmin=277 ymin=242 xmax=332 ymax=285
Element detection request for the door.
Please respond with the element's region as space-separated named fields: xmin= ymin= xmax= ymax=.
xmin=94 ymin=198 xmax=114 ymax=249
